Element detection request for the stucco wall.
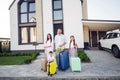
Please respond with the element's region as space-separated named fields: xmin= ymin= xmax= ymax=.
xmin=63 ymin=0 xmax=84 ymax=48
xmin=10 ymin=0 xmax=84 ymax=51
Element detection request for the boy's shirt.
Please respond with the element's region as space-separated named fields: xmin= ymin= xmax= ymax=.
xmin=47 ymin=54 xmax=55 ymax=62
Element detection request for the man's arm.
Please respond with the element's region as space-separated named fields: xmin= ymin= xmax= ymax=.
xmin=59 ymin=42 xmax=66 ymax=47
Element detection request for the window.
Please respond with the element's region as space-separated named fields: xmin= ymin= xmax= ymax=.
xmin=29 ymin=2 xmax=35 ymax=12
xmin=53 ymin=0 xmax=63 ymax=20
xmin=54 ymin=10 xmax=62 ymax=20
xmin=20 ymin=2 xmax=27 ymax=13
xmin=18 ymin=0 xmax=36 ymax=44
xmin=21 ymin=14 xmax=27 ymax=23
xmin=20 ymin=27 xmax=36 ymax=44
xmin=19 ymin=0 xmax=36 ymax=23
xmin=21 ymin=27 xmax=28 ymax=43
xmin=29 ymin=13 xmax=36 ymax=22
xmin=110 ymin=33 xmax=118 ymax=38
xmin=30 ymin=27 xmax=36 ymax=42
xmin=54 ymin=0 xmax=62 ymax=9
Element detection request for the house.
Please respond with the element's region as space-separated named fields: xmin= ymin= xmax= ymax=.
xmin=9 ymin=0 xmax=120 ymax=51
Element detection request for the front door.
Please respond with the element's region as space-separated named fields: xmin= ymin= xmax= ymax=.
xmin=91 ymin=31 xmax=97 ymax=47
xmin=53 ymin=23 xmax=64 ymax=36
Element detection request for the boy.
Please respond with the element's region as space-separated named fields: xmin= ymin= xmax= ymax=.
xmin=47 ymin=51 xmax=55 ymax=63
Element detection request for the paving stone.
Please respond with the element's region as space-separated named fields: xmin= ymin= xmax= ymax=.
xmin=0 ymin=50 xmax=120 ymax=79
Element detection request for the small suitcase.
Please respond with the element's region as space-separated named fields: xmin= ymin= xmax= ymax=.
xmin=47 ymin=61 xmax=57 ymax=76
xmin=40 ymin=58 xmax=47 ymax=72
xmin=70 ymin=57 xmax=81 ymax=72
xmin=57 ymin=51 xmax=70 ymax=70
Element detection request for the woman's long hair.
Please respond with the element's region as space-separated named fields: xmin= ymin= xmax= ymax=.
xmin=46 ymin=33 xmax=52 ymax=43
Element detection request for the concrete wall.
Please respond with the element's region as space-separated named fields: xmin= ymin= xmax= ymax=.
xmin=63 ymin=0 xmax=84 ymax=48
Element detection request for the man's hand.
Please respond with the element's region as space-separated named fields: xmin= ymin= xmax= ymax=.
xmin=59 ymin=44 xmax=63 ymax=47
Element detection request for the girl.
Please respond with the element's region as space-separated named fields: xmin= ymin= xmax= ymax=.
xmin=44 ymin=33 xmax=53 ymax=60
xmin=69 ymin=35 xmax=78 ymax=57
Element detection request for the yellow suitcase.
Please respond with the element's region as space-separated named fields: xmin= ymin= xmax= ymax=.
xmin=47 ymin=61 xmax=57 ymax=76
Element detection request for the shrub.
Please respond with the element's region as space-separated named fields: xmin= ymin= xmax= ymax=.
xmin=77 ymin=50 xmax=90 ymax=62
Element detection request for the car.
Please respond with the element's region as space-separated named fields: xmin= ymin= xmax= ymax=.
xmin=98 ymin=31 xmax=120 ymax=58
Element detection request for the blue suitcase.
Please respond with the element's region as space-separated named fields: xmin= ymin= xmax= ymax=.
xmin=57 ymin=51 xmax=70 ymax=70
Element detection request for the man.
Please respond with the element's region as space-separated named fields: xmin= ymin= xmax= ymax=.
xmin=54 ymin=28 xmax=66 ymax=51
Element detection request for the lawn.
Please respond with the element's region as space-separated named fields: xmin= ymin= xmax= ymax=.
xmin=0 ymin=52 xmax=39 ymax=65
xmin=0 ymin=56 xmax=32 ymax=65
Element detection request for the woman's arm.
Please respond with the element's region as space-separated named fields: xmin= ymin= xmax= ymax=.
xmin=74 ymin=43 xmax=78 ymax=49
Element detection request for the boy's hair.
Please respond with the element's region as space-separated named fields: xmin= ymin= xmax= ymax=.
xmin=49 ymin=51 xmax=53 ymax=53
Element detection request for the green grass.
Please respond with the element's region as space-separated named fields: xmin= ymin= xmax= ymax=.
xmin=0 ymin=56 xmax=32 ymax=65
xmin=0 ymin=52 xmax=39 ymax=65
xmin=77 ymin=50 xmax=91 ymax=62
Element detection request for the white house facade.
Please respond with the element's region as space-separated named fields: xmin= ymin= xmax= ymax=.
xmin=9 ymin=0 xmax=120 ymax=51
xmin=9 ymin=0 xmax=84 ymax=51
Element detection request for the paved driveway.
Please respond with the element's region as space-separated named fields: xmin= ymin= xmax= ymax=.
xmin=0 ymin=50 xmax=120 ymax=79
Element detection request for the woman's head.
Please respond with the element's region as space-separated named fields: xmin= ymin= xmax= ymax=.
xmin=46 ymin=33 xmax=52 ymax=42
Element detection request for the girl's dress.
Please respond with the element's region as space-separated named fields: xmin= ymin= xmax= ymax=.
xmin=69 ymin=41 xmax=77 ymax=57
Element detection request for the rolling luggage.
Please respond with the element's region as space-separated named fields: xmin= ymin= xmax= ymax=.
xmin=40 ymin=58 xmax=47 ymax=72
xmin=57 ymin=51 xmax=70 ymax=70
xmin=47 ymin=61 xmax=57 ymax=76
xmin=70 ymin=57 xmax=81 ymax=72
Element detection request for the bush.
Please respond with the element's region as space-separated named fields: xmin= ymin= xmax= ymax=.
xmin=77 ymin=50 xmax=90 ymax=62
xmin=0 ymin=52 xmax=39 ymax=58
xmin=0 ymin=52 xmax=39 ymax=65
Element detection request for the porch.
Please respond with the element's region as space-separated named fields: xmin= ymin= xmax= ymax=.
xmin=82 ymin=19 xmax=120 ymax=49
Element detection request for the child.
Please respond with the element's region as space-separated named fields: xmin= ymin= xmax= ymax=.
xmin=47 ymin=51 xmax=55 ymax=63
xmin=69 ymin=35 xmax=78 ymax=57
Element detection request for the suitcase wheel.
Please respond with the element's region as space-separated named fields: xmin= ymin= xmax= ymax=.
xmin=41 ymin=68 xmax=43 ymax=71
xmin=50 ymin=74 xmax=52 ymax=77
xmin=55 ymin=72 xmax=57 ymax=74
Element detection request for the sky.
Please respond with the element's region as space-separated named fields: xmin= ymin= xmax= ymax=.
xmin=0 ymin=0 xmax=120 ymax=38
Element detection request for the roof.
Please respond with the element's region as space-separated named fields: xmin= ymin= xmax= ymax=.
xmin=9 ymin=0 xmax=83 ymax=10
xmin=9 ymin=0 xmax=16 ymax=10
xmin=82 ymin=19 xmax=120 ymax=31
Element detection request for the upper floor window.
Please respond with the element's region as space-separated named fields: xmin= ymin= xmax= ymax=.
xmin=19 ymin=0 xmax=36 ymax=23
xmin=53 ymin=0 xmax=63 ymax=20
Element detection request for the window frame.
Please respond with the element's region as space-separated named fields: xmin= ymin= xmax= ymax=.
xmin=18 ymin=0 xmax=36 ymax=24
xmin=19 ymin=26 xmax=36 ymax=45
xmin=18 ymin=0 xmax=36 ymax=45
xmin=53 ymin=0 xmax=63 ymax=21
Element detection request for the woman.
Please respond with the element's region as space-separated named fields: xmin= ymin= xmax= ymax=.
xmin=69 ymin=35 xmax=78 ymax=57
xmin=44 ymin=33 xmax=53 ymax=60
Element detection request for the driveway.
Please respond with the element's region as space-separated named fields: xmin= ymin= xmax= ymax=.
xmin=0 ymin=50 xmax=120 ymax=79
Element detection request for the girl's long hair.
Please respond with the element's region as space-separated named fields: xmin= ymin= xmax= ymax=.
xmin=46 ymin=33 xmax=52 ymax=43
xmin=69 ymin=35 xmax=76 ymax=48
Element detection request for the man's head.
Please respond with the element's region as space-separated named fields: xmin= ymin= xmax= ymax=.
xmin=57 ymin=28 xmax=62 ymax=35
